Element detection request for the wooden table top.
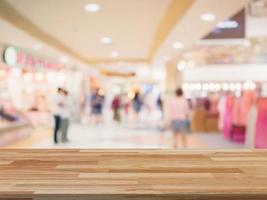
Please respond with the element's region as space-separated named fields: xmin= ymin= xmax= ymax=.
xmin=0 ymin=149 xmax=267 ymax=200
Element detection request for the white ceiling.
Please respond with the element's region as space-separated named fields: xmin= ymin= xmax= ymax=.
xmin=0 ymin=0 xmax=252 ymax=71
xmin=0 ymin=18 xmax=59 ymax=61
xmin=154 ymin=0 xmax=249 ymax=67
xmin=5 ymin=0 xmax=170 ymax=60
xmin=0 ymin=18 xmax=95 ymax=71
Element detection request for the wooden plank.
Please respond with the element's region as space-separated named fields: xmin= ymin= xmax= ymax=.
xmin=0 ymin=149 xmax=266 ymax=199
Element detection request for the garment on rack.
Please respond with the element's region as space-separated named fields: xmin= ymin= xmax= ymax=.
xmin=217 ymin=96 xmax=226 ymax=131
xmin=245 ymin=105 xmax=257 ymax=148
xmin=255 ymin=98 xmax=267 ymax=148
xmin=223 ymin=94 xmax=234 ymax=139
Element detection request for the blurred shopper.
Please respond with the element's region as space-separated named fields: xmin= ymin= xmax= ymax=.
xmin=60 ymin=89 xmax=71 ymax=143
xmin=90 ymin=89 xmax=105 ymax=124
xmin=165 ymin=88 xmax=190 ymax=148
xmin=132 ymin=92 xmax=142 ymax=121
xmin=156 ymin=95 xmax=163 ymax=118
xmin=111 ymin=94 xmax=121 ymax=122
xmin=121 ymin=93 xmax=130 ymax=123
xmin=53 ymin=87 xmax=64 ymax=144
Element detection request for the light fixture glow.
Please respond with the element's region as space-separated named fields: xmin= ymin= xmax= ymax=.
xmin=217 ymin=20 xmax=238 ymax=29
xmin=188 ymin=83 xmax=195 ymax=90
xmin=229 ymin=83 xmax=236 ymax=91
xmin=203 ymin=83 xmax=209 ymax=90
xmin=101 ymin=37 xmax=112 ymax=44
xmin=111 ymin=51 xmax=119 ymax=58
xmin=208 ymin=83 xmax=216 ymax=91
xmin=98 ymin=89 xmax=105 ymax=96
xmin=177 ymin=60 xmax=186 ymax=71
xmin=195 ymin=83 xmax=202 ymax=91
xmin=244 ymin=80 xmax=256 ymax=90
xmin=215 ymin=83 xmax=221 ymax=91
xmin=235 ymin=83 xmax=242 ymax=91
xmin=182 ymin=83 xmax=189 ymax=91
xmin=222 ymin=83 xmax=229 ymax=91
xmin=201 ymin=13 xmax=216 ymax=22
xmin=128 ymin=91 xmax=135 ymax=99
xmin=35 ymin=72 xmax=44 ymax=82
xmin=84 ymin=3 xmax=100 ymax=12
xmin=172 ymin=42 xmax=184 ymax=49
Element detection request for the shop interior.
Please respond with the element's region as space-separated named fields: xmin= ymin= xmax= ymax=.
xmin=0 ymin=0 xmax=267 ymax=149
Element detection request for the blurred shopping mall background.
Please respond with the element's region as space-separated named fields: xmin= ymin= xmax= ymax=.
xmin=0 ymin=0 xmax=267 ymax=149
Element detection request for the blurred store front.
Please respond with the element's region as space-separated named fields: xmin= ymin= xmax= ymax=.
xmin=0 ymin=0 xmax=267 ymax=149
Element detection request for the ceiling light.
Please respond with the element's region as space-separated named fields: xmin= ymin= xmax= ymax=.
xmin=172 ymin=42 xmax=184 ymax=49
xmin=101 ymin=37 xmax=112 ymax=44
xmin=201 ymin=13 xmax=216 ymax=21
xmin=111 ymin=51 xmax=119 ymax=58
xmin=84 ymin=3 xmax=100 ymax=12
xmin=33 ymin=44 xmax=43 ymax=50
xmin=217 ymin=20 xmax=238 ymax=29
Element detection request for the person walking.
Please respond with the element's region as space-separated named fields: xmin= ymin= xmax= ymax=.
xmin=132 ymin=91 xmax=142 ymax=124
xmin=60 ymin=89 xmax=71 ymax=143
xmin=165 ymin=88 xmax=190 ymax=148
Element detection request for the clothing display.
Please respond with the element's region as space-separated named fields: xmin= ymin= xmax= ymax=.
xmin=255 ymin=98 xmax=267 ymax=148
xmin=190 ymin=107 xmax=206 ymax=132
xmin=217 ymin=96 xmax=226 ymax=131
xmin=223 ymin=94 xmax=234 ymax=139
xmin=245 ymin=105 xmax=257 ymax=148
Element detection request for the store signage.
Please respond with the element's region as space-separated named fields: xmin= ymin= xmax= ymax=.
xmin=3 ymin=46 xmax=18 ymax=66
xmin=2 ymin=46 xmax=62 ymax=69
xmin=203 ymin=9 xmax=245 ymax=39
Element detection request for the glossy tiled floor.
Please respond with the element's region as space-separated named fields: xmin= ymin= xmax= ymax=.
xmin=12 ymin=123 xmax=244 ymax=149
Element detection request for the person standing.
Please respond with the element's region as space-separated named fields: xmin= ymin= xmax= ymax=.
xmin=165 ymin=88 xmax=190 ymax=148
xmin=90 ymin=89 xmax=105 ymax=124
xmin=53 ymin=88 xmax=64 ymax=144
xmin=60 ymin=89 xmax=71 ymax=143
xmin=111 ymin=94 xmax=121 ymax=122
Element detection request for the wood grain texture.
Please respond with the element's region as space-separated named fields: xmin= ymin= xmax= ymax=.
xmin=0 ymin=149 xmax=267 ymax=200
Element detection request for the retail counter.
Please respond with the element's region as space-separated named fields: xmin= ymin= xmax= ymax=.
xmin=0 ymin=120 xmax=32 ymax=146
xmin=0 ymin=149 xmax=267 ymax=200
